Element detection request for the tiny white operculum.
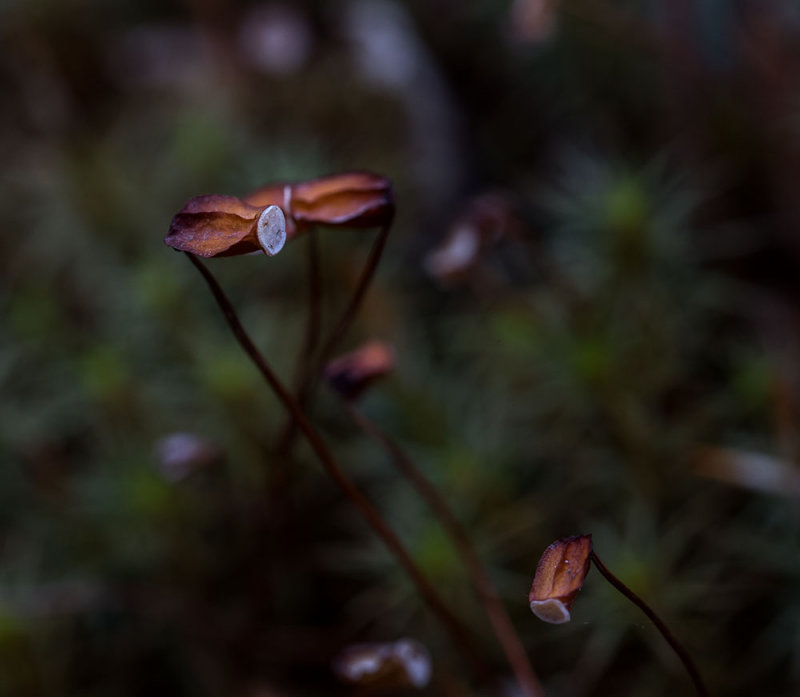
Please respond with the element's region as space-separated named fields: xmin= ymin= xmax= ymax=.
xmin=530 ymin=598 xmax=571 ymax=624
xmin=257 ymin=205 xmax=287 ymax=256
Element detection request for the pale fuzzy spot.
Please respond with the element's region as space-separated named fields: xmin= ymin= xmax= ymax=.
xmin=530 ymin=598 xmax=571 ymax=624
xmin=257 ymin=205 xmax=286 ymax=256
xmin=341 ymin=654 xmax=382 ymax=681
xmin=393 ymin=639 xmax=432 ymax=688
xmin=424 ymin=225 xmax=479 ymax=277
xmin=154 ymin=432 xmax=217 ymax=481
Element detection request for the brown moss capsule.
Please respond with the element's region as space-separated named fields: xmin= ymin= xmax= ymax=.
xmin=165 ymin=195 xmax=286 ymax=258
xmin=245 ymin=170 xmax=394 ymax=229
xmin=528 ymin=534 xmax=592 ymax=624
xmin=165 ymin=171 xmax=393 ymax=259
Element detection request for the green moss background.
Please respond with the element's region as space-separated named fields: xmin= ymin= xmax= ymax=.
xmin=2 ymin=1 xmax=800 ymax=695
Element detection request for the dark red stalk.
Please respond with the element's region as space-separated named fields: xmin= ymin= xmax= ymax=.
xmin=184 ymin=252 xmax=491 ymax=684
xmin=294 ymin=227 xmax=322 ymax=390
xmin=277 ymin=217 xmax=393 ymax=453
xmin=590 ymin=551 xmax=708 ymax=696
xmin=268 ymin=227 xmax=322 ymax=500
xmin=317 ymin=216 xmax=393 ymax=364
xmin=342 ymin=402 xmax=544 ymax=697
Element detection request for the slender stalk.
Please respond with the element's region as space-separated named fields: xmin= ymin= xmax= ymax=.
xmin=268 ymin=228 xmax=322 ymax=500
xmin=341 ymin=403 xmax=544 ymax=697
xmin=278 ymin=218 xmax=393 ymax=452
xmin=184 ymin=252 xmax=491 ymax=684
xmin=590 ymin=551 xmax=708 ymax=696
xmin=317 ymin=217 xmax=393 ymax=365
xmin=294 ymin=227 xmax=323 ymax=390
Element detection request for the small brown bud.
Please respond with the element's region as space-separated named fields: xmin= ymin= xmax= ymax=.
xmin=529 ymin=534 xmax=592 ymax=624
xmin=165 ymin=195 xmax=286 ymax=258
xmin=332 ymin=638 xmax=432 ymax=689
xmin=325 ymin=340 xmax=395 ymax=400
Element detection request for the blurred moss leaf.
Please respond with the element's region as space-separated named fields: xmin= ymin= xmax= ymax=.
xmin=195 ymin=345 xmax=256 ymax=401
xmin=603 ymin=174 xmax=650 ymax=239
xmin=570 ymin=334 xmax=613 ymax=386
xmin=79 ymin=344 xmax=130 ymax=403
xmin=133 ymin=258 xmax=185 ymax=314
xmin=7 ymin=287 xmax=64 ymax=341
xmin=490 ymin=309 xmax=541 ymax=355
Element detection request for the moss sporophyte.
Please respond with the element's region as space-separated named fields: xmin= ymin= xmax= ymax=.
xmin=529 ymin=535 xmax=708 ymax=696
xmin=165 ymin=171 xmax=394 ymax=257
xmin=167 ymin=171 xmax=510 ymax=690
xmin=165 ymin=170 xmax=549 ymax=696
xmin=166 ymin=170 xmax=708 ymax=697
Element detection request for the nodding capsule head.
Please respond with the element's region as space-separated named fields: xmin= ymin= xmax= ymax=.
xmin=528 ymin=534 xmax=593 ymax=624
xmin=257 ymin=205 xmax=287 ymax=256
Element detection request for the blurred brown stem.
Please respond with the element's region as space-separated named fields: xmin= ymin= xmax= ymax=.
xmin=184 ymin=252 xmax=491 ymax=684
xmin=590 ymin=551 xmax=708 ymax=696
xmin=342 ymin=401 xmax=544 ymax=697
xmin=294 ymin=228 xmax=322 ymax=390
xmin=317 ymin=217 xmax=393 ymax=363
xmin=276 ymin=218 xmax=393 ymax=453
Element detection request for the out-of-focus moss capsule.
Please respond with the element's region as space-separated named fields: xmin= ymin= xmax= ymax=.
xmin=332 ymin=638 xmax=432 ymax=689
xmin=325 ymin=340 xmax=395 ymax=401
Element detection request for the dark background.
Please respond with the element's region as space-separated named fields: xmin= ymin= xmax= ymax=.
xmin=2 ymin=1 xmax=800 ymax=695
